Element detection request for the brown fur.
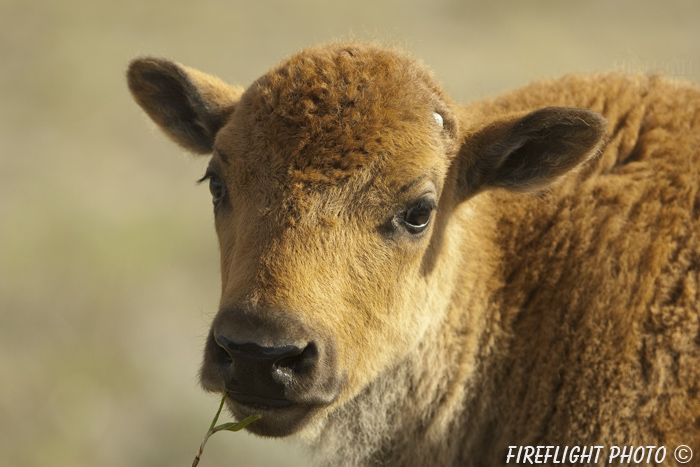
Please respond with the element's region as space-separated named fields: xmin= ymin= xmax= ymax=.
xmin=128 ymin=42 xmax=700 ymax=466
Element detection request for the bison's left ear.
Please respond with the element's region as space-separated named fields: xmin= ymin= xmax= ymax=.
xmin=458 ymin=107 xmax=607 ymax=196
xmin=127 ymin=57 xmax=243 ymax=154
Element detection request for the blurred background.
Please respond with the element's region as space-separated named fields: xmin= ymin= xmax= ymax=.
xmin=1 ymin=0 xmax=698 ymax=465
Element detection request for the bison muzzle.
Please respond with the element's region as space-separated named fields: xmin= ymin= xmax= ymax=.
xmin=201 ymin=305 xmax=342 ymax=436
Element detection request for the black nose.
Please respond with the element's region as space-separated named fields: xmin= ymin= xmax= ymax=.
xmin=215 ymin=334 xmax=318 ymax=399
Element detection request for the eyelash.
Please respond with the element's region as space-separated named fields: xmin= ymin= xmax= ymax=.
xmin=197 ymin=171 xmax=215 ymax=184
xmin=198 ymin=170 xmax=226 ymax=206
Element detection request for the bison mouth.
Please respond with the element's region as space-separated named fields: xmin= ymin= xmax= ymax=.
xmin=212 ymin=384 xmax=342 ymax=437
xmin=219 ymin=390 xmax=326 ymax=437
xmin=228 ymin=392 xmax=295 ymax=410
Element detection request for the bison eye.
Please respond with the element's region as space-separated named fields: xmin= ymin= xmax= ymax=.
xmin=208 ymin=177 xmax=225 ymax=206
xmin=197 ymin=170 xmax=227 ymax=207
xmin=402 ymin=200 xmax=435 ymax=234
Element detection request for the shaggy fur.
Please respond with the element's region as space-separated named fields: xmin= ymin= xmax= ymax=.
xmin=128 ymin=43 xmax=700 ymax=466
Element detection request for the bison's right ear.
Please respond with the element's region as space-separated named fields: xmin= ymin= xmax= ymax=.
xmin=127 ymin=57 xmax=243 ymax=154
xmin=457 ymin=107 xmax=607 ymax=197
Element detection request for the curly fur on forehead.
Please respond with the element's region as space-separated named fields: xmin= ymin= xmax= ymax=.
xmin=236 ymin=42 xmax=453 ymax=187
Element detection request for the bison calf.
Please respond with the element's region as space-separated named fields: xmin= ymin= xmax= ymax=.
xmin=128 ymin=42 xmax=700 ymax=466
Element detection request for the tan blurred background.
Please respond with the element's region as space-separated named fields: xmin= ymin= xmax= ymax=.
xmin=1 ymin=0 xmax=698 ymax=466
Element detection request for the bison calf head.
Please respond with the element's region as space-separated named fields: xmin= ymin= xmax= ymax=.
xmin=127 ymin=43 xmax=606 ymax=436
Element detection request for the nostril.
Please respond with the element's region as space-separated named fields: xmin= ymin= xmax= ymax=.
xmin=210 ymin=335 xmax=233 ymax=366
xmin=273 ymin=342 xmax=318 ymax=383
xmin=274 ymin=354 xmax=301 ymax=378
xmin=213 ymin=335 xmax=234 ymax=363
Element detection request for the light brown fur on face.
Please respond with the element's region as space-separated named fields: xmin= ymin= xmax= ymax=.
xmin=128 ymin=42 xmax=700 ymax=465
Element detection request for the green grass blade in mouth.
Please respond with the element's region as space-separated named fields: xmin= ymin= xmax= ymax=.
xmin=212 ymin=414 xmax=263 ymax=433
xmin=192 ymin=393 xmax=261 ymax=467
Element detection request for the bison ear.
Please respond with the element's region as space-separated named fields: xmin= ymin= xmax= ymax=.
xmin=127 ymin=57 xmax=243 ymax=154
xmin=459 ymin=107 xmax=607 ymax=196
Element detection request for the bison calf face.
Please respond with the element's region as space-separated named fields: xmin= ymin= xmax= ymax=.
xmin=193 ymin=76 xmax=456 ymax=435
xmin=125 ymin=44 xmax=461 ymax=436
xmin=127 ymin=43 xmax=606 ymax=437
